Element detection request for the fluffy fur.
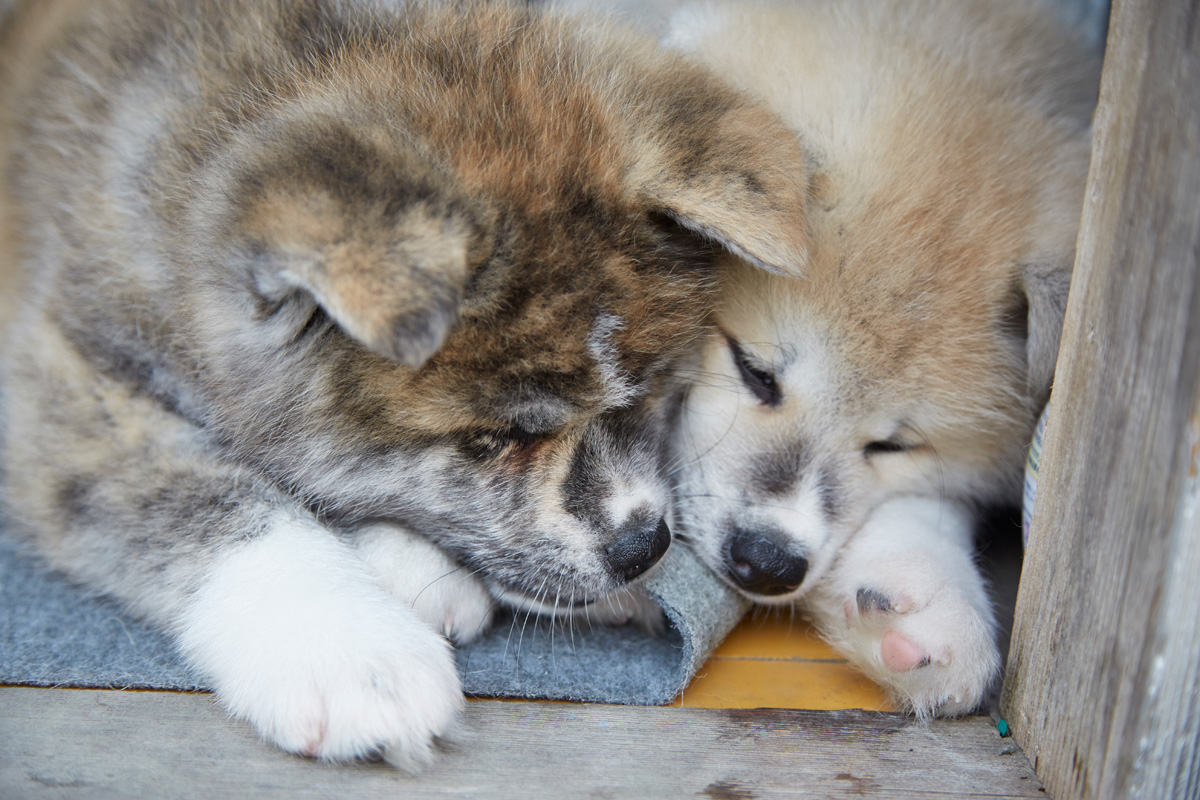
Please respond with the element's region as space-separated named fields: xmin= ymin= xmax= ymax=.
xmin=0 ymin=0 xmax=811 ymax=763
xmin=663 ymin=0 xmax=1099 ymax=715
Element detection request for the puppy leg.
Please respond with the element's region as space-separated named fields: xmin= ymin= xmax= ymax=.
xmin=2 ymin=332 xmax=461 ymax=766
xmin=181 ymin=515 xmax=462 ymax=767
xmin=803 ymin=497 xmax=1000 ymax=718
xmin=353 ymin=523 xmax=495 ymax=645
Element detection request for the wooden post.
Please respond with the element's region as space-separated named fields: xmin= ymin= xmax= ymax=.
xmin=1002 ymin=0 xmax=1200 ymax=798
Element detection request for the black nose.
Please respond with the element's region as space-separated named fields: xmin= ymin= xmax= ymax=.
xmin=605 ymin=517 xmax=672 ymax=582
xmin=725 ymin=527 xmax=808 ymax=596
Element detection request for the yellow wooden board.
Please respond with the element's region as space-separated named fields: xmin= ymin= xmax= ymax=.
xmin=674 ymin=611 xmax=895 ymax=711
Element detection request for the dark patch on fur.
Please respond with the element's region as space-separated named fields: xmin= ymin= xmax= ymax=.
xmin=560 ymin=404 xmax=667 ymax=541
xmin=496 ymin=381 xmax=572 ymax=436
xmin=51 ymin=316 xmax=206 ymax=422
xmin=276 ymin=0 xmax=356 ymax=63
xmin=56 ymin=476 xmax=95 ymax=523
xmin=564 ymin=190 xmax=611 ymax=228
xmin=236 ymin=124 xmax=454 ymax=222
xmin=454 ymin=428 xmax=520 ymax=466
xmin=291 ymin=303 xmax=333 ymax=344
xmin=562 ymin=426 xmax=613 ymax=531
xmin=817 ymin=464 xmax=841 ymax=521
xmin=737 ymin=169 xmax=767 ymax=197
xmin=749 ymin=449 xmax=807 ymax=498
xmin=856 ymin=587 xmax=892 ymax=615
xmin=999 ymin=278 xmax=1030 ymax=345
xmin=654 ymin=91 xmax=739 ymax=185
xmin=643 ymin=212 xmax=721 ymax=278
xmin=134 ymin=479 xmax=242 ymax=524
xmin=106 ymin=7 xmax=168 ymax=72
xmin=385 ymin=295 xmax=461 ymax=365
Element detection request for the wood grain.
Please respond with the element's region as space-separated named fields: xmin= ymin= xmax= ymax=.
xmin=1002 ymin=0 xmax=1200 ymax=798
xmin=0 ymin=687 xmax=1043 ymax=799
xmin=674 ymin=613 xmax=896 ymax=711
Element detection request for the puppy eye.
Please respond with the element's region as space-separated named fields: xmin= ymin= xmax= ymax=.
xmin=504 ymin=426 xmax=541 ymax=450
xmin=728 ymin=338 xmax=782 ymax=407
xmin=469 ymin=428 xmax=539 ymax=456
xmin=862 ymin=438 xmax=916 ymax=458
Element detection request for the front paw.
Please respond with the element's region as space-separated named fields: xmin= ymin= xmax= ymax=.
xmin=354 ymin=523 xmax=495 ymax=645
xmin=839 ymin=574 xmax=1000 ymax=717
xmin=179 ymin=517 xmax=463 ymax=767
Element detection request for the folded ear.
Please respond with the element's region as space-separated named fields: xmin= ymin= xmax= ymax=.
xmin=232 ymin=136 xmax=492 ymax=369
xmin=1017 ymin=260 xmax=1074 ymax=405
xmin=628 ymin=101 xmax=810 ymax=277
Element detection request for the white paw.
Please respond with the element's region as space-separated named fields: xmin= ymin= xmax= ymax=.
xmin=840 ymin=569 xmax=1000 ymax=717
xmin=354 ymin=523 xmax=495 ymax=645
xmin=178 ymin=514 xmax=463 ymax=767
xmin=807 ymin=497 xmax=1000 ymax=718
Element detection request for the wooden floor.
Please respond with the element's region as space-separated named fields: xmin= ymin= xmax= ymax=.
xmin=0 ymin=614 xmax=1046 ymax=799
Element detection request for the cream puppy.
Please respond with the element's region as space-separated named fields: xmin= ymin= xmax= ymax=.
xmin=665 ymin=0 xmax=1098 ymax=715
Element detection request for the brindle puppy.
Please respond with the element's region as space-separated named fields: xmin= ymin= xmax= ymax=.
xmin=0 ymin=0 xmax=809 ymax=765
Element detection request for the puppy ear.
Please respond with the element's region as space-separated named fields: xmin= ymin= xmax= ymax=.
xmin=1017 ymin=260 xmax=1074 ymax=405
xmin=628 ymin=101 xmax=810 ymax=277
xmin=233 ymin=137 xmax=492 ymax=369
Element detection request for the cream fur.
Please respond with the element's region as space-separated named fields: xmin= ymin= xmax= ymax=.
xmin=664 ymin=0 xmax=1098 ymax=716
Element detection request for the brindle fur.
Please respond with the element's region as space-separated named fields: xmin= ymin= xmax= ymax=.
xmin=0 ymin=0 xmax=810 ymax=761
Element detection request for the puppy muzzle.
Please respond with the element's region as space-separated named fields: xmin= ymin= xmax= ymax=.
xmin=605 ymin=516 xmax=672 ymax=582
xmin=724 ymin=526 xmax=808 ymax=596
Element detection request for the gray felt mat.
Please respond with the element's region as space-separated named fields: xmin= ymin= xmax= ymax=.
xmin=0 ymin=526 xmax=748 ymax=705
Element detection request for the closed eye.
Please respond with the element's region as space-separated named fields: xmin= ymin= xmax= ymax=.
xmin=862 ymin=438 xmax=918 ymax=458
xmin=466 ymin=426 xmax=546 ymax=457
xmin=505 ymin=425 xmax=542 ymax=450
xmin=727 ymin=337 xmax=782 ymax=407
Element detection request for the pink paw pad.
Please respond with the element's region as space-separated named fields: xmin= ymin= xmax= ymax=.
xmin=880 ymin=629 xmax=931 ymax=672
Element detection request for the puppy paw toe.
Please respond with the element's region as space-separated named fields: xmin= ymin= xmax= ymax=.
xmin=434 ymin=587 xmax=496 ymax=646
xmin=354 ymin=524 xmax=496 ymax=645
xmin=875 ymin=611 xmax=999 ymax=717
xmin=832 ymin=583 xmax=998 ymax=717
xmin=856 ymin=587 xmax=893 ymax=615
xmin=407 ymin=570 xmax=495 ymax=645
xmin=855 ymin=585 xmax=924 ymax=618
xmin=880 ymin=629 xmax=932 ymax=673
xmin=260 ymin=625 xmax=464 ymax=765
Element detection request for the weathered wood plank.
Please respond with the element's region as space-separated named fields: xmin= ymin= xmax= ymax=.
xmin=1002 ymin=0 xmax=1200 ymax=798
xmin=0 ymin=687 xmax=1042 ymax=799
